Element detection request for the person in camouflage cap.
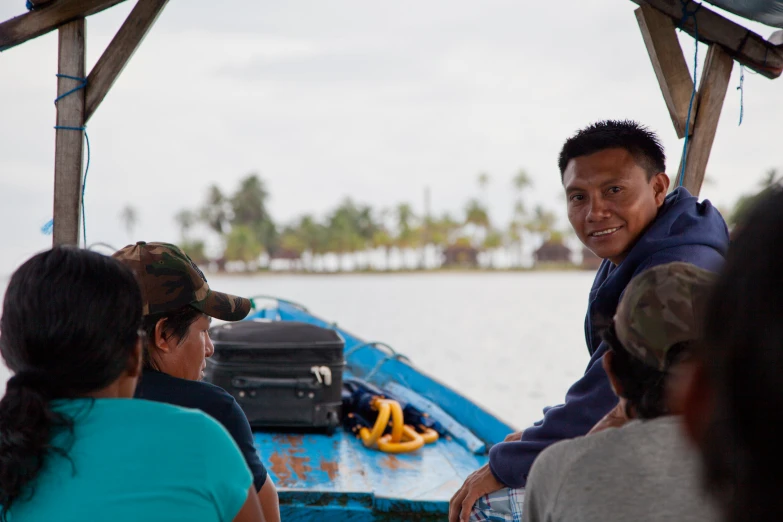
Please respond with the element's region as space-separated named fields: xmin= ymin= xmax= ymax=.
xmin=612 ymin=261 xmax=716 ymax=373
xmin=113 ymin=241 xmax=251 ymax=321
xmin=522 ymin=262 xmax=720 ymax=522
xmin=113 ymin=242 xmax=281 ymax=522
xmin=594 ymin=261 xmax=716 ymax=423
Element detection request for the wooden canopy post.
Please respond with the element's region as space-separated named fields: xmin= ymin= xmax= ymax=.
xmin=85 ymin=0 xmax=169 ymax=123
xmin=53 ymin=19 xmax=86 ymax=246
xmin=679 ymin=44 xmax=733 ymax=195
xmin=0 ymin=0 xmax=170 ymax=247
xmin=631 ymin=0 xmax=779 ymax=197
xmin=630 ymin=0 xmax=783 ymax=78
xmin=0 ymin=0 xmax=126 ymax=51
xmin=635 ymin=4 xmax=696 ymax=139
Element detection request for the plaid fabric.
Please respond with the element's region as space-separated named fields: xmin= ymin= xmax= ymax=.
xmin=469 ymin=487 xmax=525 ymax=522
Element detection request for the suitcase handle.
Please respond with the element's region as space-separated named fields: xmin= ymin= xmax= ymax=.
xmin=231 ymin=376 xmax=319 ymax=391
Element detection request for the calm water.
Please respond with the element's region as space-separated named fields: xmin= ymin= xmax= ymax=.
xmin=0 ymin=271 xmax=596 ymax=430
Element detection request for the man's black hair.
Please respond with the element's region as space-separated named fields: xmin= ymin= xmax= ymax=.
xmin=141 ymin=305 xmax=205 ymax=370
xmin=558 ymin=120 xmax=666 ymax=181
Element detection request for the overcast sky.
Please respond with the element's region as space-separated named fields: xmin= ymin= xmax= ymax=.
xmin=1 ymin=1 xmax=781 ymax=275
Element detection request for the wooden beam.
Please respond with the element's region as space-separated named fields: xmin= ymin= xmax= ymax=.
xmin=630 ymin=0 xmax=783 ymax=79
xmin=53 ymin=18 xmax=86 ymax=247
xmin=0 ymin=0 xmax=127 ymax=52
xmin=680 ymin=45 xmax=733 ymax=197
xmin=84 ymin=0 xmax=169 ymax=123
xmin=635 ymin=4 xmax=696 ymax=139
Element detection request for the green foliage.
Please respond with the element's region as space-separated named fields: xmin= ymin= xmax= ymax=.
xmin=326 ymin=198 xmax=378 ymax=252
xmin=224 ymin=225 xmax=263 ymax=265
xmin=174 ymin=209 xmax=196 ymax=240
xmin=548 ymin=230 xmax=565 ymax=244
xmin=464 ymin=199 xmax=490 ymax=228
xmin=512 ymin=169 xmax=532 ymax=192
xmin=199 ymin=185 xmax=231 ymax=235
xmin=180 ymin=239 xmax=208 ymax=265
xmin=230 ymin=173 xmax=277 ymax=254
xmin=729 ymin=169 xmax=780 ymax=226
xmin=173 ymin=167 xmax=591 ymax=271
xmin=484 ymin=229 xmax=504 ymax=249
xmin=526 ymin=205 xmax=557 ymax=236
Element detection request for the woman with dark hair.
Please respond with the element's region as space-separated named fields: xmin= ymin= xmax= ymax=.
xmin=113 ymin=241 xmax=279 ymax=522
xmin=0 ymin=247 xmax=263 ymax=522
xmin=682 ymin=186 xmax=783 ymax=522
xmin=523 ymin=262 xmax=718 ymax=522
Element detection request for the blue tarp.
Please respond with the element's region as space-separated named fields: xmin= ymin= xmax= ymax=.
xmin=707 ymin=0 xmax=783 ymax=28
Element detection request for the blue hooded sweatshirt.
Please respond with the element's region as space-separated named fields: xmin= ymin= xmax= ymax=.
xmin=488 ymin=187 xmax=729 ymax=488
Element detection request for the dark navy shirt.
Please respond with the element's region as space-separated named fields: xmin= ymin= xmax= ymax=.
xmin=134 ymin=369 xmax=268 ymax=491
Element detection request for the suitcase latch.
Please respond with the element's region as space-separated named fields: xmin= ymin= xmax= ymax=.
xmin=310 ymin=366 xmax=332 ymax=386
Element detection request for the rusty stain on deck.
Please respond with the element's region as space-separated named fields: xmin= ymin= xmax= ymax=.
xmin=380 ymin=454 xmax=418 ymax=470
xmin=272 ymin=434 xmax=304 ymax=447
xmin=268 ymin=434 xmax=313 ymax=487
xmin=319 ymin=459 xmax=340 ymax=481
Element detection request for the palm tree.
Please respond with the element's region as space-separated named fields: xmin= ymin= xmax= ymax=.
xmin=372 ymin=228 xmax=394 ymax=270
xmin=526 ymin=205 xmax=558 ymax=239
xmin=231 ymin=173 xmax=277 ymax=254
xmin=200 ymin=185 xmax=231 ymax=236
xmin=477 ymin=172 xmax=491 ymax=208
xmin=483 ymin=228 xmax=504 ymax=269
xmin=175 ymin=209 xmax=196 ymax=241
xmin=119 ymin=205 xmax=138 ymax=240
xmin=464 ymin=199 xmax=490 ymax=245
xmin=224 ymin=225 xmax=263 ymax=271
xmin=395 ymin=203 xmax=417 ymax=249
xmin=511 ymin=169 xmax=533 ymax=267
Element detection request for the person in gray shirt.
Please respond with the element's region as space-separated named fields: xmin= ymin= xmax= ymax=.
xmin=524 ymin=262 xmax=719 ymax=522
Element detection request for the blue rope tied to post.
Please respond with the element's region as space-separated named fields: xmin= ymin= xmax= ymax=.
xmin=677 ymin=0 xmax=703 ymax=187
xmin=43 ymin=74 xmax=91 ymax=245
xmin=737 ymin=64 xmax=745 ymax=126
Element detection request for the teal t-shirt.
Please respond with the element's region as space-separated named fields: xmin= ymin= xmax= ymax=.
xmin=6 ymin=398 xmax=253 ymax=522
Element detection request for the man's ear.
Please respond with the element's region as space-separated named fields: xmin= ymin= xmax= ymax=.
xmin=127 ymin=339 xmax=143 ymax=378
xmin=680 ymin=360 xmax=714 ymax=447
xmin=651 ymin=172 xmax=670 ymax=207
xmin=602 ymin=350 xmax=624 ymax=397
xmin=154 ymin=318 xmax=172 ymax=352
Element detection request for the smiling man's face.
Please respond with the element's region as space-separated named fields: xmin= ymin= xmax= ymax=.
xmin=564 ymin=148 xmax=669 ymax=265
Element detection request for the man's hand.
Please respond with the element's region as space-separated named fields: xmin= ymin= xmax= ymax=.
xmin=588 ymin=399 xmax=629 ymax=434
xmin=503 ymin=430 xmax=524 ymax=442
xmin=449 ymin=464 xmax=504 ymax=522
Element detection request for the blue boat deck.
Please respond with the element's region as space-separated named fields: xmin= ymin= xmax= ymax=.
xmin=255 ymin=430 xmax=486 ymax=519
xmin=247 ymin=298 xmax=514 ymax=520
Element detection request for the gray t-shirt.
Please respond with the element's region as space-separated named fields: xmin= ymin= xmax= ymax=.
xmin=523 ymin=416 xmax=717 ymax=522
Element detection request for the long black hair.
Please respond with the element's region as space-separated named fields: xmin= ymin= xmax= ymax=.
xmin=699 ymin=186 xmax=783 ymax=522
xmin=0 ymin=247 xmax=143 ymax=518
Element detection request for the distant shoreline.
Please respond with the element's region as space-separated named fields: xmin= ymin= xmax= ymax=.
xmin=205 ymin=265 xmax=596 ymax=277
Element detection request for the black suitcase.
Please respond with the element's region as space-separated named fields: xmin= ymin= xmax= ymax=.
xmin=206 ymin=320 xmax=345 ymax=432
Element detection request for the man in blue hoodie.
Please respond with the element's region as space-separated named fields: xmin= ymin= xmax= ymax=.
xmin=449 ymin=120 xmax=729 ymax=522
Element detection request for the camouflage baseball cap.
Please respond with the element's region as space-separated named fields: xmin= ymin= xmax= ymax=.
xmin=613 ymin=262 xmax=716 ymax=371
xmin=113 ymin=241 xmax=251 ymax=321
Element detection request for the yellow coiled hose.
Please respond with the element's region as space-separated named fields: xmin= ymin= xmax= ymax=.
xmin=357 ymin=397 xmax=439 ymax=453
